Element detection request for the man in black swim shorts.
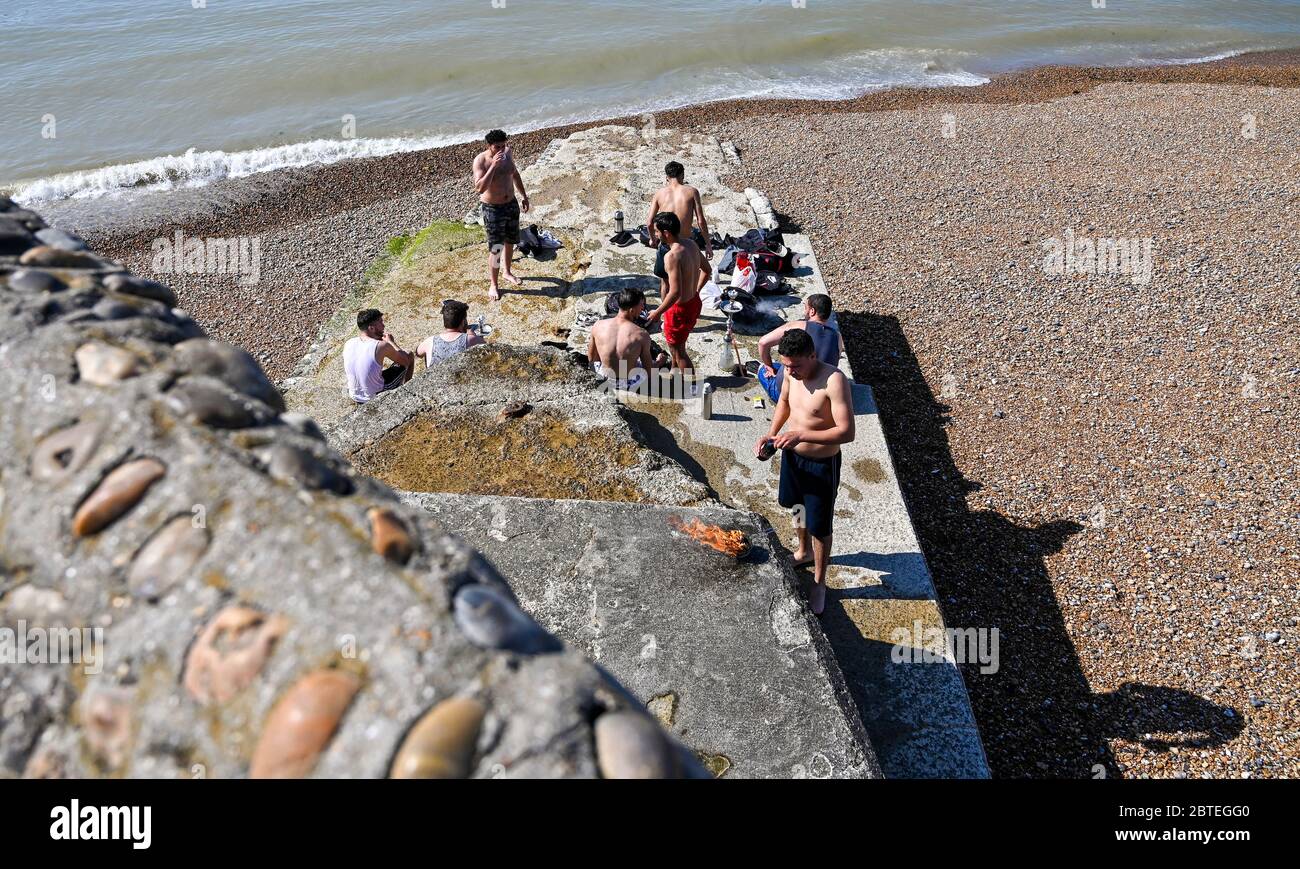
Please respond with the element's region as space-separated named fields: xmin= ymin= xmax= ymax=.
xmin=473 ymin=129 xmax=531 ymax=301
xmin=754 ymin=329 xmax=856 ymax=615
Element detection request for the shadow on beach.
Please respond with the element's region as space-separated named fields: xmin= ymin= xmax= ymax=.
xmin=837 ymin=311 xmax=1242 ymax=778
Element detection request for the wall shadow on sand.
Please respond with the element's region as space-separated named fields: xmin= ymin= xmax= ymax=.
xmin=838 ymin=311 xmax=1242 ymax=778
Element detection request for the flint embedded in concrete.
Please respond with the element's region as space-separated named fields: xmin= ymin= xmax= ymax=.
xmin=0 ymin=205 xmax=705 ymax=779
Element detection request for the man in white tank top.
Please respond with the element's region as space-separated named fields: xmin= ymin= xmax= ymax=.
xmin=343 ymin=308 xmax=414 ymax=403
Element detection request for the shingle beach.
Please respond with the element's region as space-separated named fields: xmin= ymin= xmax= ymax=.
xmin=71 ymin=51 xmax=1299 ymax=778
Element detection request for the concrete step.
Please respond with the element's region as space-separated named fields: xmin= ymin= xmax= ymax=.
xmin=403 ymin=491 xmax=880 ymax=780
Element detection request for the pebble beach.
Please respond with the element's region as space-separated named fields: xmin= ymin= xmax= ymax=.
xmin=68 ymin=51 xmax=1299 ymax=778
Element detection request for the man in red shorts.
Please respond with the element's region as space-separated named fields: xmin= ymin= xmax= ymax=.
xmin=645 ymin=212 xmax=710 ymax=373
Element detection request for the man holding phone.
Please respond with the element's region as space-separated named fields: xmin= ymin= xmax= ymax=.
xmin=754 ymin=328 xmax=856 ymax=615
xmin=472 ymin=129 xmax=531 ymax=301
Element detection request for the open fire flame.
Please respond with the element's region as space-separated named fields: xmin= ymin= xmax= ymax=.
xmin=668 ymin=516 xmax=750 ymax=558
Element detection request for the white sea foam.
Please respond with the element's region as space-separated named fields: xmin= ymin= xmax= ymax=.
xmin=13 ymin=134 xmax=466 ymax=206
xmin=1142 ymin=47 xmax=1249 ymax=65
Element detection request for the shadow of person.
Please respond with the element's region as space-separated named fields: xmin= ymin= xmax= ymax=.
xmin=1095 ymin=683 xmax=1245 ymax=753
xmin=507 ymin=275 xmax=572 ymax=298
xmin=833 ymin=310 xmax=1241 ymax=778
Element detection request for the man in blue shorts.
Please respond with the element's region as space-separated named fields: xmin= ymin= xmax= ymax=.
xmin=754 ymin=328 xmax=856 ymax=615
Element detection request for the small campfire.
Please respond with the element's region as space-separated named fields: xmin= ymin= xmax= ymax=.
xmin=668 ymin=516 xmax=750 ymax=559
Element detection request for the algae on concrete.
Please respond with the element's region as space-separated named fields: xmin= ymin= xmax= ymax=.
xmin=330 ymin=345 xmax=711 ymax=508
xmin=352 ymin=405 xmax=646 ymax=503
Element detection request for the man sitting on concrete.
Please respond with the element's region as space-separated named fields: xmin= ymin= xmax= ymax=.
xmin=344 ymin=308 xmax=414 ymax=404
xmin=417 ymin=299 xmax=485 ymax=370
xmin=755 ymin=293 xmax=844 ymax=402
xmin=587 ymin=288 xmax=666 ymax=393
xmin=755 ymin=328 xmax=856 ymax=615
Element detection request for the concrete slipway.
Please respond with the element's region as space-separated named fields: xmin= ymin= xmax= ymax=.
xmin=287 ymin=124 xmax=988 ymax=778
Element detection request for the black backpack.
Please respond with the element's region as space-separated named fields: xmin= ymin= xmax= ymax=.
xmin=755 ymin=271 xmax=784 ymax=295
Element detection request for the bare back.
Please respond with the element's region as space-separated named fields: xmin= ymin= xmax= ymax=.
xmin=665 ymin=238 xmax=708 ymax=306
xmin=785 ymin=363 xmax=848 ymax=460
xmin=591 ymin=316 xmax=651 ymax=374
xmin=652 ymin=183 xmax=701 ymax=235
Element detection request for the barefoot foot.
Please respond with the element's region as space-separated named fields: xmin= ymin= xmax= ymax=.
xmin=488 ymin=285 xmax=501 ymax=302
xmin=502 ymin=271 xmax=523 ymax=287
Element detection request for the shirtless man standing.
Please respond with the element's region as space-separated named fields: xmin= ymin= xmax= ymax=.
xmin=645 ymin=212 xmax=710 ymax=373
xmin=586 ymin=288 xmax=665 ymax=394
xmin=472 ymin=129 xmax=531 ymax=301
xmin=755 ymin=328 xmax=856 ymax=615
xmin=646 ymin=161 xmax=711 ymax=298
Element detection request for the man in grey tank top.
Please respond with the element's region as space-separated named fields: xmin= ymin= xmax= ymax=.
xmin=755 ymin=294 xmax=845 ymax=402
xmin=417 ymin=299 xmax=486 ymax=369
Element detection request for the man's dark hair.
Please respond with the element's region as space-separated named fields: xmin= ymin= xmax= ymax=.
xmin=665 ymin=161 xmax=685 ymax=180
xmin=442 ymin=299 xmax=469 ymax=329
xmin=778 ymin=328 xmax=815 ymax=359
xmin=806 ymin=293 xmax=832 ymax=321
xmin=653 ymin=211 xmax=681 ymax=237
xmin=357 ymin=308 xmax=383 ymax=331
xmin=485 ymin=129 xmax=508 ymax=144
xmin=616 ymin=288 xmax=646 ymax=312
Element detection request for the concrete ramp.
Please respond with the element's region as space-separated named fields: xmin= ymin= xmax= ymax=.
xmin=295 ymin=123 xmax=989 ymax=777
xmin=403 ymin=491 xmax=879 ymax=779
xmin=521 ymin=124 xmax=753 ymax=242
xmin=560 ymin=196 xmax=991 ymax=776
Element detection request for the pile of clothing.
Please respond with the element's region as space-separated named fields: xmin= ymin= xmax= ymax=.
xmin=704 ymin=228 xmax=802 ymax=319
xmin=714 ymin=228 xmax=800 ymax=290
xmin=517 ymin=224 xmax=564 ymax=259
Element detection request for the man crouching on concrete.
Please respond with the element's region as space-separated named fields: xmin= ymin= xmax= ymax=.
xmin=587 ymin=288 xmax=666 ymax=394
xmin=754 ymin=329 xmax=856 ymax=615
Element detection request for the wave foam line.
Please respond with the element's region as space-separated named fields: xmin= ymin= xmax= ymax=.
xmin=13 ymin=134 xmax=467 ymax=205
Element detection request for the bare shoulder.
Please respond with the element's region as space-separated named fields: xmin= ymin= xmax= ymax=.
xmin=827 ymin=367 xmax=852 ymax=395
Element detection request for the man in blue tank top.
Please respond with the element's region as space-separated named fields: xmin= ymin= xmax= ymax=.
xmin=755 ymin=293 xmax=844 ymax=402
